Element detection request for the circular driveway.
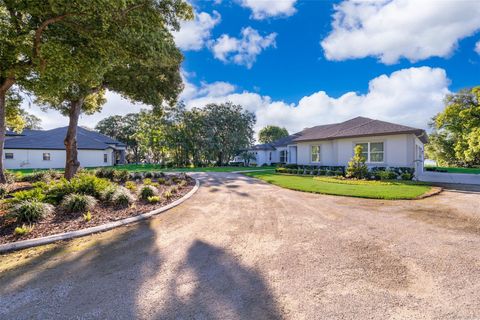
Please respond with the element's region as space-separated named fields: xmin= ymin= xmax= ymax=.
xmin=1 ymin=172 xmax=479 ymax=319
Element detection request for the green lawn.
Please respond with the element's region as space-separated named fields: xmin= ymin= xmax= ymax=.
xmin=9 ymin=164 xmax=275 ymax=174
xmin=243 ymin=172 xmax=432 ymax=200
xmin=425 ymin=166 xmax=480 ymax=174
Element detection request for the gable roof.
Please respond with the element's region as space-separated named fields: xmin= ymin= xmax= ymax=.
xmin=5 ymin=127 xmax=126 ymax=150
xmin=293 ymin=117 xmax=428 ymax=143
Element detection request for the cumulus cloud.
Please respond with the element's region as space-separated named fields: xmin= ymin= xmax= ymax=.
xmin=211 ymin=27 xmax=277 ymax=68
xmin=476 ymin=40 xmax=480 ymax=55
xmin=321 ymin=0 xmax=480 ymax=64
xmin=239 ymin=0 xmax=297 ymax=19
xmin=183 ymin=67 xmax=450 ymax=134
xmin=173 ymin=11 xmax=221 ymax=51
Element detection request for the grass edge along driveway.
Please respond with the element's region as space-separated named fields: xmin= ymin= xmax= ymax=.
xmin=243 ymin=172 xmax=432 ymax=200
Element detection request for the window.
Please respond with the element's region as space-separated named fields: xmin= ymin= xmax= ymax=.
xmin=355 ymin=142 xmax=384 ymax=163
xmin=311 ymin=145 xmax=321 ymax=163
xmin=269 ymin=152 xmax=272 ymax=161
xmin=279 ymin=150 xmax=287 ymax=163
xmin=5 ymin=153 xmax=13 ymax=159
xmin=104 ymin=154 xmax=108 ymax=163
xmin=43 ymin=153 xmax=51 ymax=161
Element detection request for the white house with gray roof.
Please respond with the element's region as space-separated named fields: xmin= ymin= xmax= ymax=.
xmin=4 ymin=127 xmax=126 ymax=170
xmin=247 ymin=117 xmax=427 ymax=175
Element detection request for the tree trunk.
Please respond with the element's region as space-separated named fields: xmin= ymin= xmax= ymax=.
xmin=64 ymin=99 xmax=83 ymax=180
xmin=0 ymin=79 xmax=15 ymax=184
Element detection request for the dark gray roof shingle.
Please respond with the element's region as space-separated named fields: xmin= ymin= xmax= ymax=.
xmin=293 ymin=117 xmax=427 ymax=143
xmin=250 ymin=117 xmax=427 ymax=150
xmin=5 ymin=127 xmax=126 ymax=150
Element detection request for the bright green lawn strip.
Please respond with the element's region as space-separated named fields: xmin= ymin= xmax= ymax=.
xmin=244 ymin=172 xmax=431 ymax=200
xmin=10 ymin=165 xmax=275 ymax=174
xmin=425 ymin=166 xmax=480 ymax=175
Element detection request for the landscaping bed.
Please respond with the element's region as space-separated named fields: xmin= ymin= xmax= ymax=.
xmin=0 ymin=169 xmax=195 ymax=244
xmin=244 ymin=172 xmax=435 ymax=200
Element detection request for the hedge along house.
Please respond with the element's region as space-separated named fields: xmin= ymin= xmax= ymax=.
xmin=3 ymin=127 xmax=126 ymax=170
xmin=248 ymin=117 xmax=427 ymax=175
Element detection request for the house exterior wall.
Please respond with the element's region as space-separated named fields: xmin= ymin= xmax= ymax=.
xmin=295 ymin=133 xmax=420 ymax=168
xmin=3 ymin=148 xmax=115 ymax=169
xmin=254 ymin=150 xmax=274 ymax=165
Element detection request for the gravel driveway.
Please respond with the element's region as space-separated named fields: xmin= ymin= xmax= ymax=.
xmin=1 ymin=172 xmax=479 ymax=319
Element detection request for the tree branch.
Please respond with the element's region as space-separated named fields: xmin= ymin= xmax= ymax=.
xmin=34 ymin=13 xmax=74 ymax=70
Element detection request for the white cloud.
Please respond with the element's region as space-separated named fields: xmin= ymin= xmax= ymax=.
xmin=476 ymin=40 xmax=480 ymax=55
xmin=183 ymin=67 xmax=450 ymax=135
xmin=211 ymin=27 xmax=277 ymax=68
xmin=27 ymin=68 xmax=449 ymax=141
xmin=239 ymin=0 xmax=297 ymax=19
xmin=173 ymin=11 xmax=221 ymax=51
xmin=321 ymin=0 xmax=480 ymax=64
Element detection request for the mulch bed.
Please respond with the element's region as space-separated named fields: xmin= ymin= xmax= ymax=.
xmin=0 ymin=178 xmax=195 ymax=245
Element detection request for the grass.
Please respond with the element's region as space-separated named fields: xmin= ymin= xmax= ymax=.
xmin=243 ymin=172 xmax=432 ymax=200
xmin=9 ymin=164 xmax=275 ymax=175
xmin=425 ymin=166 xmax=480 ymax=175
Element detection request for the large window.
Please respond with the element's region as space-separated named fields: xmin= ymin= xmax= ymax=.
xmin=43 ymin=153 xmax=51 ymax=161
xmin=355 ymin=142 xmax=384 ymax=163
xmin=311 ymin=145 xmax=321 ymax=163
xmin=5 ymin=152 xmax=13 ymax=159
xmin=104 ymin=154 xmax=108 ymax=163
xmin=279 ymin=150 xmax=287 ymax=163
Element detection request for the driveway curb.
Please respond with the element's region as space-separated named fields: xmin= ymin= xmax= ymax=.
xmin=0 ymin=178 xmax=200 ymax=254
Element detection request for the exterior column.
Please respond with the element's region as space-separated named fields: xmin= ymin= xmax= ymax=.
xmin=119 ymin=150 xmax=126 ymax=164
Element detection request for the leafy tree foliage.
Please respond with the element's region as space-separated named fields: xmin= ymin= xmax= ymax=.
xmin=426 ymin=86 xmax=480 ymax=167
xmin=23 ymin=0 xmax=192 ymax=179
xmin=95 ymin=113 xmax=140 ymax=162
xmin=258 ymin=125 xmax=289 ymax=144
xmin=105 ymin=102 xmax=256 ymax=166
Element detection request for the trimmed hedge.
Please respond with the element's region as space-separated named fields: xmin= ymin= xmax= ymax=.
xmin=275 ymin=165 xmax=414 ymax=180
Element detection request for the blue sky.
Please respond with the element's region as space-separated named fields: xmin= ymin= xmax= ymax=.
xmin=31 ymin=0 xmax=480 ymax=135
xmin=182 ymin=0 xmax=479 ymax=103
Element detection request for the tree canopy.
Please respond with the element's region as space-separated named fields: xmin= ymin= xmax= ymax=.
xmin=98 ymin=102 xmax=256 ymax=166
xmin=426 ymin=86 xmax=480 ymax=167
xmin=7 ymin=0 xmax=192 ymax=178
xmin=258 ymin=125 xmax=289 ymax=144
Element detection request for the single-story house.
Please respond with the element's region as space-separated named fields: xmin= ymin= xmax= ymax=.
xmin=245 ymin=117 xmax=427 ymax=174
xmin=3 ymin=127 xmax=126 ymax=169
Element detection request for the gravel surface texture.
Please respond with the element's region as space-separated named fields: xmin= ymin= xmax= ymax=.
xmin=0 ymin=172 xmax=479 ymax=319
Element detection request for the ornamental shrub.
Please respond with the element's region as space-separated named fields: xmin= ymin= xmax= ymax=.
xmin=346 ymin=145 xmax=368 ymax=179
xmin=61 ymin=193 xmax=97 ymax=213
xmin=378 ymin=170 xmax=397 ymax=180
xmin=147 ymin=196 xmax=161 ymax=203
xmin=111 ymin=187 xmax=135 ymax=208
xmin=95 ymin=168 xmax=115 ymax=180
xmin=139 ymin=185 xmax=158 ymax=201
xmin=113 ymin=170 xmax=129 ymax=183
xmin=9 ymin=188 xmax=46 ymax=204
xmin=125 ymin=181 xmax=137 ymax=191
xmin=401 ymin=172 xmax=413 ymax=180
xmin=10 ymin=200 xmax=54 ymax=223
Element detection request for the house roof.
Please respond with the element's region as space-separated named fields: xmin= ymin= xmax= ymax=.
xmin=5 ymin=127 xmax=126 ymax=150
xmin=250 ymin=117 xmax=427 ymax=151
xmin=293 ymin=117 xmax=428 ymax=143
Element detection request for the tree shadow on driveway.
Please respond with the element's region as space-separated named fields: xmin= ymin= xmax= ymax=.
xmin=0 ymin=221 xmax=162 ymax=319
xmin=156 ymin=240 xmax=282 ymax=319
xmin=1 ymin=228 xmax=281 ymax=319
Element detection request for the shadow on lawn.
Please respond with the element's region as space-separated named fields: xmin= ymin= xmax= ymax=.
xmin=0 ymin=224 xmax=281 ymax=319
